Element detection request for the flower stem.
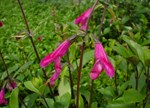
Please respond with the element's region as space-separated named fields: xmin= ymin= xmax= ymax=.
xmin=98 ymin=0 xmax=109 ymax=40
xmin=42 ymin=95 xmax=49 ymax=108
xmin=17 ymin=0 xmax=55 ymax=101
xmin=67 ymin=52 xmax=75 ymax=99
xmin=114 ymin=70 xmax=118 ymax=96
xmin=0 ymin=50 xmax=28 ymax=108
xmin=76 ymin=1 xmax=99 ymax=108
xmin=0 ymin=50 xmax=12 ymax=83
xmin=88 ymin=80 xmax=94 ymax=108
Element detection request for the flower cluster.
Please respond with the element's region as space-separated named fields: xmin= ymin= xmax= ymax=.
xmin=40 ymin=7 xmax=115 ymax=87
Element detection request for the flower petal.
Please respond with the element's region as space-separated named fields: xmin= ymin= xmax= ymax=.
xmin=49 ymin=72 xmax=59 ymax=86
xmin=54 ymin=57 xmax=62 ymax=74
xmin=103 ymin=60 xmax=115 ymax=78
xmin=90 ymin=60 xmax=104 ymax=80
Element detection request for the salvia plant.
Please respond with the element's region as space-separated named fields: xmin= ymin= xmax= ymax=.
xmin=0 ymin=0 xmax=150 ymax=108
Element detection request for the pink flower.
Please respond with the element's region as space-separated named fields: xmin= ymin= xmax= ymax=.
xmin=0 ymin=89 xmax=8 ymax=105
xmin=90 ymin=43 xmax=115 ymax=80
xmin=0 ymin=21 xmax=3 ymax=27
xmin=9 ymin=80 xmax=17 ymax=90
xmin=40 ymin=40 xmax=71 ymax=86
xmin=74 ymin=7 xmax=92 ymax=31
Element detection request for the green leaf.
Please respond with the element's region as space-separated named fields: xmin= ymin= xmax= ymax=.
xmin=39 ymin=84 xmax=46 ymax=94
xmin=142 ymin=39 xmax=150 ymax=46
xmin=59 ymin=92 xmax=71 ymax=108
xmin=23 ymin=93 xmax=38 ymax=108
xmin=103 ymin=27 xmax=110 ymax=35
xmin=9 ymin=88 xmax=19 ymax=108
xmin=24 ymin=81 xmax=41 ymax=95
xmin=14 ymin=61 xmax=33 ymax=77
xmin=69 ymin=43 xmax=76 ymax=63
xmin=91 ymin=102 xmax=98 ymax=108
xmin=116 ymin=89 xmax=145 ymax=104
xmin=1 ymin=65 xmax=19 ymax=80
xmin=107 ymin=8 xmax=116 ymax=19
xmin=41 ymin=98 xmax=54 ymax=108
xmin=107 ymin=103 xmax=130 ymax=108
xmin=99 ymin=86 xmax=115 ymax=98
xmin=83 ymin=50 xmax=94 ymax=66
xmin=118 ymin=81 xmax=129 ymax=96
xmin=121 ymin=16 xmax=129 ymax=24
xmin=113 ymin=43 xmax=132 ymax=58
xmin=123 ymin=37 xmax=145 ymax=65
xmin=58 ymin=77 xmax=71 ymax=96
xmin=75 ymin=94 xmax=84 ymax=108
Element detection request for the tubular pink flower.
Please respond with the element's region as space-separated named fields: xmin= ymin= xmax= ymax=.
xmin=40 ymin=40 xmax=70 ymax=86
xmin=40 ymin=40 xmax=70 ymax=68
xmin=90 ymin=43 xmax=115 ymax=80
xmin=9 ymin=80 xmax=17 ymax=90
xmin=74 ymin=7 xmax=92 ymax=31
xmin=0 ymin=89 xmax=8 ymax=105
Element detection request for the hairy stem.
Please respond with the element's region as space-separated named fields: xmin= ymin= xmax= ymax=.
xmin=98 ymin=0 xmax=109 ymax=40
xmin=88 ymin=0 xmax=109 ymax=107
xmin=17 ymin=0 xmax=55 ymax=101
xmin=114 ymin=70 xmax=118 ymax=96
xmin=76 ymin=0 xmax=99 ymax=108
xmin=0 ymin=50 xmax=28 ymax=108
xmin=67 ymin=52 xmax=75 ymax=99
xmin=42 ymin=95 xmax=49 ymax=108
xmin=88 ymin=80 xmax=94 ymax=108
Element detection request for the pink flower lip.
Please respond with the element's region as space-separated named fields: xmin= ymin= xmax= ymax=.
xmin=74 ymin=7 xmax=92 ymax=31
xmin=0 ymin=89 xmax=8 ymax=105
xmin=90 ymin=43 xmax=115 ymax=80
